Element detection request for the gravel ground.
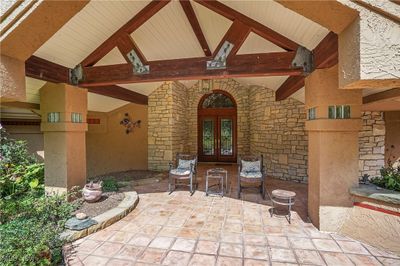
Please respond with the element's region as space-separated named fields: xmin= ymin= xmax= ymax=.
xmin=73 ymin=191 xmax=124 ymax=218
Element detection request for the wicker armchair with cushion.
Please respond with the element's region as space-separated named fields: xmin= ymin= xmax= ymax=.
xmin=168 ymin=153 xmax=198 ymax=195
xmin=237 ymin=155 xmax=266 ymax=199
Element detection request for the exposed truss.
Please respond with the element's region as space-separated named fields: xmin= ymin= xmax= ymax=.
xmin=26 ymin=0 xmax=339 ymax=102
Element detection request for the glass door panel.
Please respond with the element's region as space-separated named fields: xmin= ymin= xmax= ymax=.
xmin=202 ymin=119 xmax=215 ymax=156
xmin=220 ymin=118 xmax=233 ymax=156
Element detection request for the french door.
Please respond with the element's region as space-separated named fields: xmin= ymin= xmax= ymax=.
xmin=198 ymin=115 xmax=236 ymax=162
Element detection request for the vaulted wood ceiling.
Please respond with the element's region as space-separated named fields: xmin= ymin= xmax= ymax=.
xmin=26 ymin=0 xmax=339 ymax=111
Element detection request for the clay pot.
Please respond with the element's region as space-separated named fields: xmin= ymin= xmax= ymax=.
xmin=82 ymin=181 xmax=103 ymax=203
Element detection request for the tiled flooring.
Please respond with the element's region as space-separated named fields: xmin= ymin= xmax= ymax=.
xmin=65 ymin=164 xmax=400 ymax=265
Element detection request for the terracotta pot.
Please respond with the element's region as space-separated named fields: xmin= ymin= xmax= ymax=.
xmin=82 ymin=181 xmax=103 ymax=203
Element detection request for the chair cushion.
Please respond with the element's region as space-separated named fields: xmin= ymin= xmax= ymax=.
xmin=177 ymin=159 xmax=196 ymax=170
xmin=241 ymin=160 xmax=261 ymax=172
xmin=240 ymin=171 xmax=262 ymax=178
xmin=170 ymin=168 xmax=191 ymax=176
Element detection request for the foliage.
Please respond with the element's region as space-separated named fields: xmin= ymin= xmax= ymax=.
xmin=0 ymin=192 xmax=78 ymax=265
xmin=0 ymin=126 xmax=44 ymax=198
xmin=371 ymin=163 xmax=400 ymax=192
xmin=102 ymin=178 xmax=119 ymax=192
xmin=0 ymin=126 xmax=78 ymax=265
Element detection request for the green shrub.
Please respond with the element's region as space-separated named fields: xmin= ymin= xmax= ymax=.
xmin=102 ymin=178 xmax=119 ymax=192
xmin=371 ymin=163 xmax=400 ymax=192
xmin=0 ymin=126 xmax=44 ymax=198
xmin=0 ymin=126 xmax=79 ymax=265
xmin=0 ymin=192 xmax=78 ymax=265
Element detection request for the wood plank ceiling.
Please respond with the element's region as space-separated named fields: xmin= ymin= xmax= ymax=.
xmin=27 ymin=0 xmax=337 ymax=111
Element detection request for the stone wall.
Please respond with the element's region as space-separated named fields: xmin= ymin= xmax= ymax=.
xmin=171 ymin=82 xmax=189 ymax=160
xmin=148 ymin=79 xmax=310 ymax=182
xmin=148 ymin=82 xmax=174 ymax=171
xmin=359 ymin=111 xmax=385 ymax=178
xmin=186 ymin=79 xmax=250 ymax=156
xmin=148 ymin=81 xmax=189 ymax=171
xmin=249 ymin=86 xmax=308 ymax=182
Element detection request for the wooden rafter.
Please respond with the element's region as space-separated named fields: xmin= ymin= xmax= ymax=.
xmin=79 ymin=51 xmax=302 ymax=87
xmin=363 ymin=88 xmax=400 ymax=104
xmin=88 ymin=85 xmax=148 ymax=105
xmin=116 ymin=34 xmax=148 ymax=64
xmin=275 ymin=32 xmax=338 ymax=101
xmin=80 ymin=0 xmax=170 ymax=67
xmin=25 ymin=56 xmax=149 ymax=105
xmin=275 ymin=76 xmax=305 ymax=102
xmin=312 ymin=32 xmax=338 ymax=69
xmin=213 ymin=19 xmax=250 ymax=61
xmin=179 ymin=0 xmax=211 ymax=56
xmin=194 ymin=0 xmax=299 ymax=51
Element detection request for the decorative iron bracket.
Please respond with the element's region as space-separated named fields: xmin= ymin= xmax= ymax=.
xmin=69 ymin=64 xmax=84 ymax=85
xmin=127 ymin=50 xmax=149 ymax=75
xmin=292 ymin=46 xmax=313 ymax=75
xmin=206 ymin=41 xmax=234 ymax=70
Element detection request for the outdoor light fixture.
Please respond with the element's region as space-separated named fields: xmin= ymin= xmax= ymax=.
xmin=120 ymin=113 xmax=141 ymax=134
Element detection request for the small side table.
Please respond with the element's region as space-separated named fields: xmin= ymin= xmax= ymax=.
xmin=270 ymin=189 xmax=296 ymax=223
xmin=206 ymin=168 xmax=228 ymax=197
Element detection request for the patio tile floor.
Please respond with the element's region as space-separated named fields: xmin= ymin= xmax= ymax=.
xmin=66 ymin=163 xmax=400 ymax=265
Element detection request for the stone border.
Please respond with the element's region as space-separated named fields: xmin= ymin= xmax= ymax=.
xmin=61 ymin=191 xmax=139 ymax=241
xmin=350 ymin=184 xmax=400 ymax=205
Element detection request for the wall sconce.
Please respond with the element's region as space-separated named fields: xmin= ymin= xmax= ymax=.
xmin=120 ymin=113 xmax=141 ymax=134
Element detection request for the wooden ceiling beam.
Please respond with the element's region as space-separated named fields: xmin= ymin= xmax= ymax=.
xmin=194 ymin=0 xmax=299 ymax=51
xmin=87 ymin=85 xmax=148 ymax=105
xmin=25 ymin=56 xmax=70 ymax=84
xmin=116 ymin=34 xmax=148 ymax=64
xmin=79 ymin=51 xmax=302 ymax=87
xmin=80 ymin=0 xmax=170 ymax=67
xmin=275 ymin=76 xmax=305 ymax=101
xmin=179 ymin=0 xmax=211 ymax=56
xmin=275 ymin=32 xmax=338 ymax=101
xmin=213 ymin=19 xmax=251 ymax=60
xmin=313 ymin=32 xmax=338 ymax=69
xmin=363 ymin=88 xmax=400 ymax=104
xmin=25 ymin=56 xmax=149 ymax=105
xmin=1 ymin=101 xmax=40 ymax=110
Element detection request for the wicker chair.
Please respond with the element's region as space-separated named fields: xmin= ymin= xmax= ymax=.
xmin=168 ymin=153 xmax=198 ymax=195
xmin=237 ymin=155 xmax=265 ymax=199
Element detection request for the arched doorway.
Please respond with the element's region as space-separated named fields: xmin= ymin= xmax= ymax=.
xmin=198 ymin=90 xmax=237 ymax=162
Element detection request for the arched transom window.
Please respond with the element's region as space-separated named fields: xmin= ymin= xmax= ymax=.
xmin=201 ymin=92 xmax=235 ymax=109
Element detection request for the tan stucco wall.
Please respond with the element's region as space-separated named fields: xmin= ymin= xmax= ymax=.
xmin=338 ymin=1 xmax=400 ymax=90
xmin=305 ymin=65 xmax=362 ymax=231
xmin=40 ymin=83 xmax=88 ymax=193
xmin=0 ymin=55 xmax=25 ymax=102
xmin=340 ymin=196 xmax=400 ymax=255
xmin=86 ymin=103 xmax=148 ymax=177
xmin=385 ymin=111 xmax=400 ymax=166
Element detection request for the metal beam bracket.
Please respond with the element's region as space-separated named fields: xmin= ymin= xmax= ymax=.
xmin=206 ymin=41 xmax=234 ymax=70
xmin=69 ymin=64 xmax=84 ymax=85
xmin=292 ymin=46 xmax=313 ymax=75
xmin=127 ymin=50 xmax=149 ymax=75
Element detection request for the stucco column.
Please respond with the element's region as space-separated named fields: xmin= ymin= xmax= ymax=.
xmin=0 ymin=55 xmax=26 ymax=102
xmin=305 ymin=65 xmax=362 ymax=231
xmin=40 ymin=83 xmax=88 ymax=194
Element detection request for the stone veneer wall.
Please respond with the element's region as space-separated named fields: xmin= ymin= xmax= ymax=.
xmin=359 ymin=111 xmax=385 ymax=178
xmin=249 ymin=86 xmax=308 ymax=182
xmin=186 ymin=79 xmax=250 ymax=156
xmin=148 ymin=79 xmax=310 ymax=182
xmin=148 ymin=82 xmax=189 ymax=171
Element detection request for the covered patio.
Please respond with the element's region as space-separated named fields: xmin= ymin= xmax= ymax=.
xmin=64 ymin=164 xmax=398 ymax=265
xmin=1 ymin=0 xmax=400 ymax=264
